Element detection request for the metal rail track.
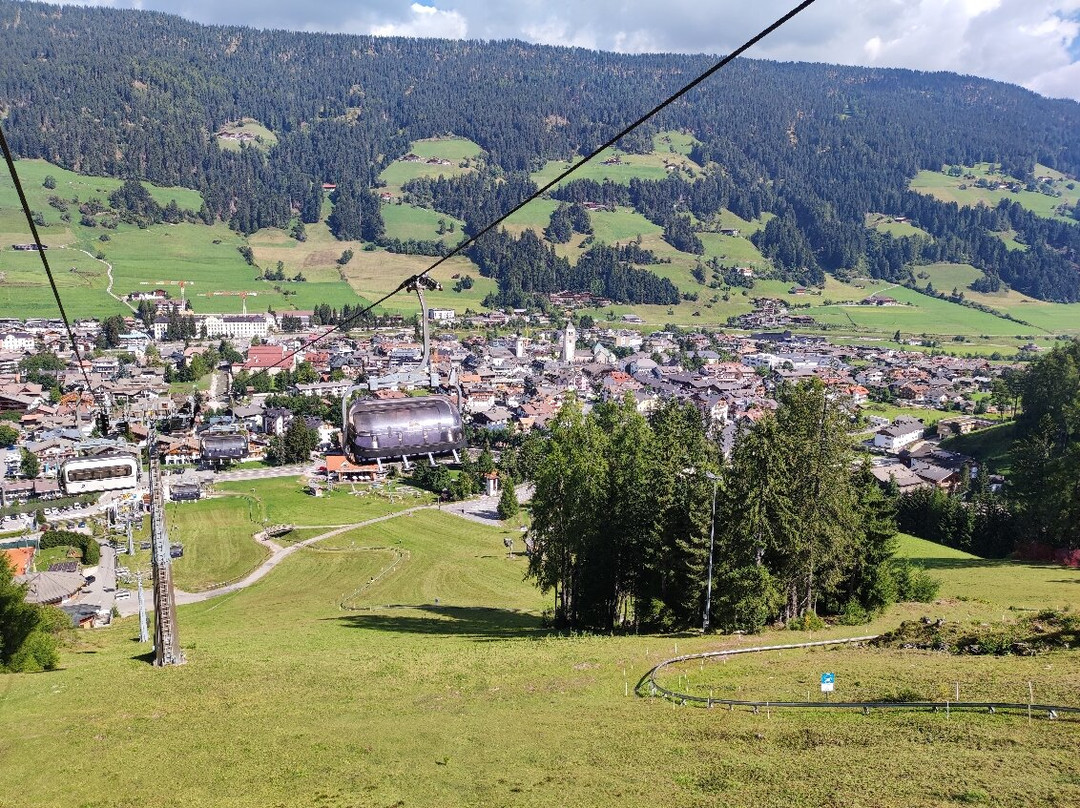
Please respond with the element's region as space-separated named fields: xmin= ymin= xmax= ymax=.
xmin=636 ymin=635 xmax=1080 ymax=719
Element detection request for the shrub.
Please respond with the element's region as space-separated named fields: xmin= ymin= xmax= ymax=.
xmin=6 ymin=630 xmax=60 ymax=673
xmin=837 ymin=600 xmax=872 ymax=626
xmin=890 ymin=558 xmax=941 ymax=603
xmin=787 ymin=611 xmax=825 ymax=631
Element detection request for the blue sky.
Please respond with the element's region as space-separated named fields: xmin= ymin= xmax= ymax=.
xmin=34 ymin=0 xmax=1080 ymax=101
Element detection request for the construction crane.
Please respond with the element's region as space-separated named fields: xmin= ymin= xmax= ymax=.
xmin=138 ymin=279 xmax=194 ymax=306
xmin=203 ymin=290 xmax=258 ymax=315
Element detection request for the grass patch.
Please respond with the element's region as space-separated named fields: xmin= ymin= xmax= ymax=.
xmin=166 ymin=496 xmax=270 ymax=591
xmin=380 ymin=202 xmax=465 ymax=246
xmin=1 ymin=517 xmax=1080 ymax=806
xmin=896 ymin=533 xmax=1080 ymax=612
xmin=806 ymin=285 xmax=1037 ymax=338
xmin=213 ymin=476 xmax=433 ymax=527
xmin=866 ymin=213 xmax=930 ymax=238
xmin=910 ymin=162 xmax=1079 ymax=222
xmin=940 ymin=422 xmax=1016 ymax=474
xmin=859 ymin=402 xmax=956 ymax=427
xmin=378 ymin=137 xmax=483 ymax=194
xmin=215 ymin=118 xmax=278 ymax=153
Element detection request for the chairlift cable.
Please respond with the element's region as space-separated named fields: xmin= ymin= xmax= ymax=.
xmin=0 ymin=121 xmax=97 ymax=395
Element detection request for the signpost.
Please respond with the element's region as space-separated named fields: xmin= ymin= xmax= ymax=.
xmin=821 ymin=672 xmax=835 ymax=700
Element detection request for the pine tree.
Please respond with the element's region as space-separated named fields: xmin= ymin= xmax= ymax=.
xmin=497 ymin=480 xmax=519 ymax=521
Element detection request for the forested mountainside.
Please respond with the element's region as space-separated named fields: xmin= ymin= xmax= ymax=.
xmin=2 ymin=0 xmax=1079 ymax=302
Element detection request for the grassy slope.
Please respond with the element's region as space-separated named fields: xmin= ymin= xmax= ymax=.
xmin=6 ymin=148 xmax=1077 ymax=334
xmin=939 ymin=422 xmax=1017 ymax=474
xmin=1 ymin=501 xmax=1079 ymax=807
xmin=0 ymin=159 xmax=369 ymax=318
xmin=910 ymin=162 xmax=1080 ymax=222
xmin=167 ymin=496 xmax=270 ymax=591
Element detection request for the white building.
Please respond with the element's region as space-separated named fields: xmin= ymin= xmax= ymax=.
xmin=152 ymin=314 xmax=271 ymax=341
xmin=1 ymin=332 xmax=36 ymax=352
xmin=742 ymin=352 xmax=782 ymax=369
xmin=873 ymin=417 xmax=925 ymax=452
xmin=428 ymin=308 xmax=456 ymax=322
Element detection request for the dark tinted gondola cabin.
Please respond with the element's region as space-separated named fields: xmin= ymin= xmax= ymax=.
xmin=199 ymin=431 xmax=249 ymax=462
xmin=345 ymin=394 xmax=464 ymax=464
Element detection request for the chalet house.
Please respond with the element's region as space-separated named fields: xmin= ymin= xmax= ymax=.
xmin=896 ymin=383 xmax=928 ymax=402
xmin=159 ymin=436 xmax=200 ymax=465
xmin=324 ymin=454 xmax=380 ymax=482
xmin=464 ymin=389 xmax=497 ymax=413
xmin=910 ymin=461 xmax=960 ymax=491
xmin=936 ymin=417 xmax=994 ymax=438
xmin=474 ymin=406 xmax=512 ymax=430
xmin=872 ymin=417 xmax=925 ymax=452
xmin=870 ymin=463 xmax=928 ymax=493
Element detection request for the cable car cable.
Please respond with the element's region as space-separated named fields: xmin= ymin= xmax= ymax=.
xmin=209 ymin=0 xmax=819 ymax=405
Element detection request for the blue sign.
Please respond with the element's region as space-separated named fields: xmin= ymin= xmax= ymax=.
xmin=820 ymin=672 xmax=835 ymax=693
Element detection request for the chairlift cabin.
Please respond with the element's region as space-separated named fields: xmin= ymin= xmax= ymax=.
xmin=60 ymin=452 xmax=141 ymax=495
xmin=341 ymin=275 xmax=466 ymax=470
xmin=199 ymin=429 xmax=249 ymax=462
xmin=344 ymin=394 xmax=465 ymax=467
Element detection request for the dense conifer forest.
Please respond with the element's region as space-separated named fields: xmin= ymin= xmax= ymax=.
xmin=1 ymin=0 xmax=1079 ymax=303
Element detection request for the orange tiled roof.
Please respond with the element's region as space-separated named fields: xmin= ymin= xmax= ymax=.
xmin=2 ymin=547 xmax=34 ymax=576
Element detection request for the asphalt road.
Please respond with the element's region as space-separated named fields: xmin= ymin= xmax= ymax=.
xmin=77 ymin=540 xmax=117 ymax=614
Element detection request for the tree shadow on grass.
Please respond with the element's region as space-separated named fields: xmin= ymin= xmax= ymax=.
xmin=908 ymin=557 xmax=1064 ymax=572
xmin=325 ymin=604 xmax=549 ymax=641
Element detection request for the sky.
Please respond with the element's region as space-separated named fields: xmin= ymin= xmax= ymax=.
xmin=33 ymin=0 xmax=1080 ymax=102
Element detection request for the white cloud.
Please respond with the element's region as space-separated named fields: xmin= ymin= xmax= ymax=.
xmin=368 ymin=3 xmax=467 ymax=39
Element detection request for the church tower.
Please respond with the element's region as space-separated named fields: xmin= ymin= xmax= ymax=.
xmin=562 ymin=321 xmax=576 ymax=363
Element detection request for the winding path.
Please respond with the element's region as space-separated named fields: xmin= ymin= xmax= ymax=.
xmin=117 ymin=483 xmax=530 ymax=616
xmin=63 ymin=243 xmax=135 ymax=312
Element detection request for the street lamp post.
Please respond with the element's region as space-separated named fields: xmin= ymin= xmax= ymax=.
xmin=703 ymin=471 xmax=720 ymax=633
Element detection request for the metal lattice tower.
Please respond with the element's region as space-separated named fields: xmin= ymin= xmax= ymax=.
xmin=149 ymin=454 xmax=184 ymax=666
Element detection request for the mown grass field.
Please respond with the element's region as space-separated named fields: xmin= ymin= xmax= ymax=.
xmin=910 ymin=162 xmax=1079 ymax=222
xmin=2 ymin=493 xmax=1080 ymax=807
xmin=165 ymin=478 xmax=434 ymax=591
xmin=912 ymin=263 xmax=1080 ymax=336
xmin=805 ymin=284 xmax=1043 ymax=338
xmin=214 ymin=476 xmax=434 ymax=526
xmin=167 ymin=496 xmax=270 ymax=591
xmin=215 ymin=118 xmax=278 ymax=153
xmin=378 ymin=137 xmax=484 ymax=194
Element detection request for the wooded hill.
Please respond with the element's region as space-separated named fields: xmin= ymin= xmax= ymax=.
xmin=2 ymin=0 xmax=1079 ymax=304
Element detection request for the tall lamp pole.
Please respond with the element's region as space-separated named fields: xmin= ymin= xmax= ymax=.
xmin=703 ymin=471 xmax=720 ymax=633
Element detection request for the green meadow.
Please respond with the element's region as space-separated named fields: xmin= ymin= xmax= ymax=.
xmin=910 ymin=162 xmax=1079 ymax=223
xmin=531 ymin=142 xmax=701 ymax=189
xmin=865 ymin=212 xmax=930 ymax=239
xmin=805 ymin=285 xmax=1044 ymax=338
xmin=1 ymin=490 xmax=1079 ymax=807
xmin=378 ymin=137 xmax=485 ymax=194
xmin=914 ymin=264 xmax=1080 ymax=336
xmin=214 ymin=118 xmax=278 ymax=153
